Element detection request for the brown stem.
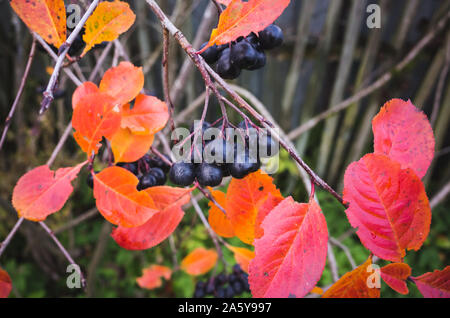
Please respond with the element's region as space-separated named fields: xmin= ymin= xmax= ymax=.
xmin=162 ymin=28 xmax=176 ymax=133
xmin=0 ymin=39 xmax=36 ymax=152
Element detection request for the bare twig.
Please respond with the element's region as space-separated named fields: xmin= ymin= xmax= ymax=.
xmin=39 ymin=222 xmax=86 ymax=288
xmin=39 ymin=0 xmax=100 ymax=115
xmin=162 ymin=28 xmax=176 ymax=133
xmin=0 ymin=39 xmax=36 ymax=152
xmin=54 ymin=208 xmax=99 ymax=235
xmin=0 ymin=218 xmax=24 ymax=258
xmin=330 ymin=237 xmax=356 ymax=269
xmin=430 ymin=180 xmax=450 ymax=209
xmin=327 ymin=242 xmax=339 ymax=283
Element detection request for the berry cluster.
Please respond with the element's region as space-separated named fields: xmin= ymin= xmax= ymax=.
xmin=168 ymin=120 xmax=278 ymax=188
xmin=86 ymin=154 xmax=171 ymax=190
xmin=194 ymin=265 xmax=250 ymax=298
xmin=200 ymin=24 xmax=284 ymax=79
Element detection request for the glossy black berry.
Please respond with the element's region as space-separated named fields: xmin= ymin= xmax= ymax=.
xmin=230 ymin=41 xmax=258 ymax=69
xmin=229 ymin=273 xmax=238 ymax=283
xmin=215 ymin=273 xmax=227 ymax=286
xmin=241 ymin=273 xmax=250 ymax=292
xmin=149 ymin=167 xmax=166 ymax=185
xmin=195 ymin=163 xmax=223 ymax=187
xmin=199 ymin=42 xmax=222 ymax=64
xmin=258 ymin=24 xmax=284 ymax=50
xmin=169 ymin=162 xmax=195 ymax=186
xmin=116 ymin=162 xmax=138 ymax=175
xmin=246 ymin=48 xmax=266 ymax=70
xmin=233 ymin=264 xmax=244 ymax=275
xmin=137 ymin=173 xmax=157 ymax=190
xmin=87 ymin=174 xmax=94 ymax=189
xmin=220 ymin=164 xmax=231 ymax=177
xmin=216 ymin=287 xmax=226 ymax=298
xmin=205 ymin=280 xmax=215 ymax=295
xmin=228 ymin=146 xmax=259 ymax=179
xmin=216 ymin=48 xmax=241 ymax=80
xmin=144 ymin=154 xmax=171 ymax=173
xmin=204 ymin=138 xmax=234 ymax=164
xmin=194 ymin=288 xmax=205 ymax=298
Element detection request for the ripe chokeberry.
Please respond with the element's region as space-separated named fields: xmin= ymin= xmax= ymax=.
xmin=258 ymin=24 xmax=284 ymax=50
xmin=230 ymin=41 xmax=258 ymax=69
xmin=149 ymin=167 xmax=166 ymax=185
xmin=216 ymin=48 xmax=241 ymax=80
xmin=199 ymin=42 xmax=223 ymax=64
xmin=246 ymin=48 xmax=266 ymax=70
xmin=137 ymin=173 xmax=157 ymax=190
xmin=116 ymin=162 xmax=139 ymax=175
xmin=169 ymin=162 xmax=196 ymax=186
xmin=195 ymin=163 xmax=223 ymax=187
xmin=228 ymin=145 xmax=260 ymax=179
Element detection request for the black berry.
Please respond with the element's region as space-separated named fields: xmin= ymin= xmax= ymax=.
xmin=199 ymin=42 xmax=223 ymax=64
xmin=149 ymin=167 xmax=166 ymax=185
xmin=216 ymin=48 xmax=241 ymax=80
xmin=144 ymin=154 xmax=171 ymax=173
xmin=246 ymin=48 xmax=266 ymax=70
xmin=195 ymin=163 xmax=223 ymax=187
xmin=169 ymin=162 xmax=196 ymax=186
xmin=116 ymin=162 xmax=138 ymax=175
xmin=228 ymin=145 xmax=259 ymax=179
xmin=258 ymin=24 xmax=284 ymax=50
xmin=230 ymin=41 xmax=258 ymax=69
xmin=137 ymin=173 xmax=157 ymax=190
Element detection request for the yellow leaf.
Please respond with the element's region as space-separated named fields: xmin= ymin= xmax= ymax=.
xmin=82 ymin=0 xmax=135 ymax=56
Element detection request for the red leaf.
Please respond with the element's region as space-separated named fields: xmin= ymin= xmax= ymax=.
xmin=111 ymin=186 xmax=192 ymax=250
xmin=323 ymin=256 xmax=380 ymax=298
xmin=72 ymin=92 xmax=122 ymax=156
xmin=136 ymin=264 xmax=172 ymax=290
xmin=12 ymin=162 xmax=87 ymax=221
xmin=226 ymin=170 xmax=281 ymax=244
xmin=372 ymin=99 xmax=435 ymax=178
xmin=343 ymin=153 xmax=431 ymax=262
xmin=99 ymin=61 xmax=144 ymax=106
xmin=411 ymin=266 xmax=450 ymax=298
xmin=249 ymin=196 xmax=328 ymax=298
xmin=93 ymin=166 xmax=158 ymax=227
xmin=181 ymin=248 xmax=218 ymax=276
xmin=10 ymin=0 xmax=66 ymax=48
xmin=121 ymin=94 xmax=169 ymax=135
xmin=72 ymin=82 xmax=99 ymax=110
xmin=208 ymin=189 xmax=235 ymax=238
xmin=0 ymin=267 xmax=12 ymax=298
xmin=205 ymin=0 xmax=290 ymax=50
xmin=254 ymin=193 xmax=284 ymax=240
xmin=380 ymin=263 xmax=411 ymax=295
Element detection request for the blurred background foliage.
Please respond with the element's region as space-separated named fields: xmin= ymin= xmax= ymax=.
xmin=0 ymin=0 xmax=449 ymax=297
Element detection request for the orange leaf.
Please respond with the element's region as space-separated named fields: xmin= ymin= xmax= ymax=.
xmin=72 ymin=92 xmax=122 ymax=156
xmin=310 ymin=286 xmax=323 ymax=295
xmin=12 ymin=161 xmax=87 ymax=221
xmin=0 ymin=267 xmax=12 ymax=298
xmin=99 ymin=61 xmax=144 ymax=107
xmin=181 ymin=248 xmax=218 ymax=276
xmin=343 ymin=153 xmax=431 ymax=262
xmin=111 ymin=127 xmax=154 ymax=163
xmin=208 ymin=189 xmax=234 ymax=238
xmin=226 ymin=170 xmax=281 ymax=244
xmin=82 ymin=0 xmax=135 ymax=56
xmin=136 ymin=264 xmax=172 ymax=290
xmin=411 ymin=266 xmax=450 ymax=298
xmin=72 ymin=82 xmax=99 ymax=110
xmin=372 ymin=99 xmax=435 ymax=178
xmin=10 ymin=0 xmax=66 ymax=48
xmin=205 ymin=0 xmax=290 ymax=49
xmin=380 ymin=263 xmax=411 ymax=295
xmin=111 ymin=186 xmax=192 ymax=250
xmin=121 ymin=94 xmax=169 ymax=135
xmin=93 ymin=166 xmax=158 ymax=227
xmin=249 ymin=196 xmax=328 ymax=298
xmin=323 ymin=256 xmax=380 ymax=298
xmin=226 ymin=244 xmax=254 ymax=273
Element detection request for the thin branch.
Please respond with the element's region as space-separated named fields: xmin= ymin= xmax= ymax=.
xmin=39 ymin=0 xmax=100 ymax=115
xmin=430 ymin=180 xmax=450 ymax=209
xmin=53 ymin=208 xmax=99 ymax=235
xmin=0 ymin=218 xmax=24 ymax=258
xmin=88 ymin=41 xmax=114 ymax=82
xmin=0 ymin=39 xmax=36 ymax=152
xmin=46 ymin=123 xmax=73 ymax=167
xmin=190 ymin=194 xmax=227 ymax=267
xmin=162 ymin=28 xmax=176 ymax=133
xmin=39 ymin=222 xmax=86 ymax=288
xmin=330 ymin=237 xmax=356 ymax=269
xmin=327 ymin=242 xmax=339 ymax=283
